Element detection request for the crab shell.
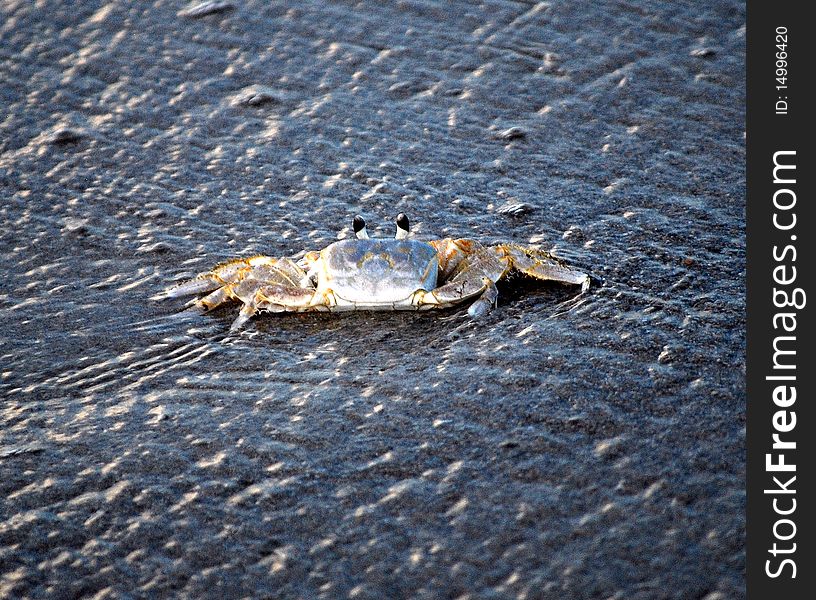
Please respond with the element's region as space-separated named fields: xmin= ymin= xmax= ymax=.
xmin=305 ymin=238 xmax=439 ymax=309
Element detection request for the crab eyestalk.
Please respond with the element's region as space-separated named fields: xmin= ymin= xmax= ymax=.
xmin=395 ymin=213 xmax=410 ymax=239
xmin=353 ymin=215 xmax=369 ymax=239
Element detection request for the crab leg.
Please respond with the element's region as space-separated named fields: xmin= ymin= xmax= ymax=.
xmin=420 ymin=243 xmax=589 ymax=317
xmin=411 ymin=243 xmax=506 ymax=316
xmin=162 ymin=277 xmax=223 ymax=299
xmin=428 ymin=238 xmax=484 ymax=279
xmin=465 ymin=279 xmax=499 ymax=318
xmin=227 ymin=283 xmax=273 ymax=331
xmin=255 ymin=284 xmax=323 ymax=310
xmin=160 ymin=256 xmax=307 ymax=300
xmin=499 ymin=245 xmax=590 ymax=292
xmin=419 ymin=275 xmax=499 ymax=317
xmin=186 ymin=285 xmax=239 ymax=313
xmin=160 ymin=257 xmax=261 ymax=299
xmin=227 ymin=284 xmax=330 ymax=330
xmin=228 ymin=304 xmax=256 ymax=332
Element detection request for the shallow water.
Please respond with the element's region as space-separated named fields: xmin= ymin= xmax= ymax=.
xmin=1 ymin=1 xmax=745 ymax=598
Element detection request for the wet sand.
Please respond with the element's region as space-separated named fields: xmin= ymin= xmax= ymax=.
xmin=1 ymin=1 xmax=745 ymax=598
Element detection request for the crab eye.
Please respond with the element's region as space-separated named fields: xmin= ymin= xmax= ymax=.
xmin=395 ymin=213 xmax=410 ymax=239
xmin=353 ymin=215 xmax=366 ymax=233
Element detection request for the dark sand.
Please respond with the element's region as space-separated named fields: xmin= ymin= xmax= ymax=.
xmin=1 ymin=1 xmax=745 ymax=598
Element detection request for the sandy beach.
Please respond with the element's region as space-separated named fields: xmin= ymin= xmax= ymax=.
xmin=1 ymin=1 xmax=745 ymax=597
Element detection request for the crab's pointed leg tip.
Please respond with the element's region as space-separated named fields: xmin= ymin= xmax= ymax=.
xmin=181 ymin=302 xmax=206 ymax=316
xmin=160 ymin=278 xmax=220 ymax=299
xmin=229 ymin=303 xmax=258 ymax=332
xmin=467 ymin=301 xmax=490 ymax=319
xmin=229 ymin=314 xmax=250 ymax=332
xmin=581 ymin=276 xmax=591 ymax=293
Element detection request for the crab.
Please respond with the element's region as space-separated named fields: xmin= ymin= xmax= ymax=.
xmin=159 ymin=214 xmax=590 ymax=330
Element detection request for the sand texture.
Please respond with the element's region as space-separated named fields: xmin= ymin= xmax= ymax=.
xmin=1 ymin=1 xmax=745 ymax=598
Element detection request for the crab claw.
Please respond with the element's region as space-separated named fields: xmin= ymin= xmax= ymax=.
xmin=467 ymin=278 xmax=499 ymax=318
